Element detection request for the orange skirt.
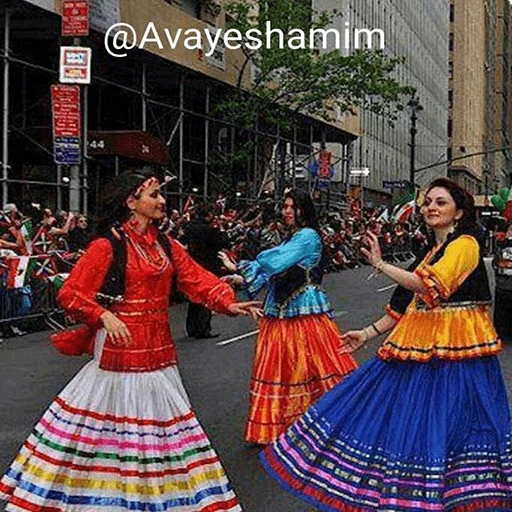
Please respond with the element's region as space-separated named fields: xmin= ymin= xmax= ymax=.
xmin=245 ymin=313 xmax=357 ymax=444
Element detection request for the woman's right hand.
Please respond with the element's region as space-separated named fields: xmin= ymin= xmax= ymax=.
xmin=338 ymin=329 xmax=367 ymax=354
xmin=221 ymin=274 xmax=244 ymax=287
xmin=100 ymin=311 xmax=132 ymax=346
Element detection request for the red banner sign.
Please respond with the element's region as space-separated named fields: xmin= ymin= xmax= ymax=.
xmin=318 ymin=150 xmax=333 ymax=179
xmin=62 ymin=0 xmax=89 ymax=37
xmin=51 ymin=85 xmax=81 ymax=138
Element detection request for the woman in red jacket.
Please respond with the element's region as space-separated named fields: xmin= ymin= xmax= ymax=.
xmin=0 ymin=169 xmax=258 ymax=512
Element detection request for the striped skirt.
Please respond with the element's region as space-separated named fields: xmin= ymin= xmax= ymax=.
xmin=261 ymin=356 xmax=512 ymax=511
xmin=245 ymin=313 xmax=357 ymax=445
xmin=0 ymin=335 xmax=240 ymax=511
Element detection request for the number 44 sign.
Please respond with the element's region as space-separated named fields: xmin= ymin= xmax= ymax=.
xmin=89 ymin=139 xmax=105 ymax=150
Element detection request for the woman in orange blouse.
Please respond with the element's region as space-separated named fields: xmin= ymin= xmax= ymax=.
xmin=0 ymin=169 xmax=259 ymax=512
xmin=261 ymin=178 xmax=512 ymax=511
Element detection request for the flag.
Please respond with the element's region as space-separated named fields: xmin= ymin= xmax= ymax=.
xmin=47 ymin=272 xmax=69 ymax=290
xmin=393 ymin=181 xmax=416 ymax=207
xmin=6 ymin=256 xmax=34 ymax=289
xmin=392 ymin=201 xmax=415 ymax=223
xmin=32 ymin=255 xmax=58 ymax=279
xmin=183 ymin=195 xmax=195 ymax=214
xmin=376 ymin=208 xmax=389 ymax=223
xmin=392 ymin=181 xmax=416 ymax=222
xmin=32 ymin=226 xmax=53 ymax=254
xmin=19 ymin=219 xmax=34 ymax=255
xmin=350 ymin=198 xmax=361 ymax=220
xmin=215 ymin=194 xmax=227 ymax=213
xmin=0 ymin=211 xmax=13 ymax=227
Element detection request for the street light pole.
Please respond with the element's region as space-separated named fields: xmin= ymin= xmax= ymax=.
xmin=484 ymin=167 xmax=489 ymax=206
xmin=408 ymin=96 xmax=424 ymax=188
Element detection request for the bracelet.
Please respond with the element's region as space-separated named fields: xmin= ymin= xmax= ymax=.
xmin=371 ymin=323 xmax=382 ymax=336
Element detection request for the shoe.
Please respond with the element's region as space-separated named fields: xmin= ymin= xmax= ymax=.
xmin=195 ymin=333 xmax=220 ymax=339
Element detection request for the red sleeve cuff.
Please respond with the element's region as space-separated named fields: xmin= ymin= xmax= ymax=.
xmin=414 ymin=266 xmax=443 ymax=308
xmin=205 ymin=282 xmax=236 ymax=315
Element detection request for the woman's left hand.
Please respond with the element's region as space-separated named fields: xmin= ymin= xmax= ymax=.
xmin=227 ymin=301 xmax=264 ymax=321
xmin=218 ymin=251 xmax=237 ymax=273
xmin=361 ymin=232 xmax=383 ymax=267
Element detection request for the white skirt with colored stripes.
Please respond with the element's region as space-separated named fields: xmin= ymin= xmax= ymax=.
xmin=0 ymin=332 xmax=241 ymax=512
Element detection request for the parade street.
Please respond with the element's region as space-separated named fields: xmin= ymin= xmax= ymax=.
xmin=1 ymin=263 xmax=511 ymax=512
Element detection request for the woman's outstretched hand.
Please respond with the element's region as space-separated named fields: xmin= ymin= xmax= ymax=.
xmin=218 ymin=251 xmax=237 ymax=273
xmin=361 ymin=232 xmax=383 ymax=267
xmin=227 ymin=301 xmax=264 ymax=321
xmin=339 ymin=329 xmax=367 ymax=354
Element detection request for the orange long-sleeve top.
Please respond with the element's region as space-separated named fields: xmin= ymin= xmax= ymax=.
xmin=57 ymin=223 xmax=235 ymax=372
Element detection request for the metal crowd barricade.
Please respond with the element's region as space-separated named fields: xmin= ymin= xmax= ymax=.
xmin=385 ymin=238 xmax=415 ymax=263
xmin=0 ymin=252 xmax=76 ymax=334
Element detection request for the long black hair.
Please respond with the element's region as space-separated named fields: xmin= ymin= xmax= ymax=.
xmin=94 ymin=168 xmax=161 ymax=236
xmin=423 ymin=177 xmax=482 ymax=247
xmin=283 ymin=189 xmax=320 ymax=232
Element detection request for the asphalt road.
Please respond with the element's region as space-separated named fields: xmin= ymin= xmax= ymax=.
xmin=1 ymin=263 xmax=511 ymax=511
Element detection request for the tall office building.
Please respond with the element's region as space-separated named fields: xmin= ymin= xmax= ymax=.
xmin=344 ymin=0 xmax=451 ymax=204
xmin=448 ymin=0 xmax=512 ymax=197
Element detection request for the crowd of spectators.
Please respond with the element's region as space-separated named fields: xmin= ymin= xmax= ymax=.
xmin=0 ymin=197 xmax=423 ymax=339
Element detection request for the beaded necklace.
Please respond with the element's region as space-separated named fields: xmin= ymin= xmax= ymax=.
xmin=125 ymin=232 xmax=169 ymax=273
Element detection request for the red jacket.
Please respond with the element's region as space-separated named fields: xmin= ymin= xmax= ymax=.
xmin=58 ymin=223 xmax=235 ymax=372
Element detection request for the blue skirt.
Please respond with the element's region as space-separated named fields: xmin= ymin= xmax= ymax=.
xmin=261 ymin=356 xmax=512 ymax=511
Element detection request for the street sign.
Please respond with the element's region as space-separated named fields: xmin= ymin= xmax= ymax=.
xmin=54 ymin=136 xmax=81 ymax=165
xmin=51 ymin=85 xmax=81 ymax=137
xmin=59 ymin=46 xmax=92 ymax=84
xmin=51 ymin=85 xmax=81 ymax=164
xmin=350 ymin=168 xmax=370 ymax=177
xmin=317 ymin=178 xmax=331 ymax=191
xmin=383 ymin=179 xmax=409 ymax=189
xmin=62 ymin=1 xmax=89 ymax=37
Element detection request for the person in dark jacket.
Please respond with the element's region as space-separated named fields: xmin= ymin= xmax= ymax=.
xmin=182 ymin=203 xmax=230 ymax=338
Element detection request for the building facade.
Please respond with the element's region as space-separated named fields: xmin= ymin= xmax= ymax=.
xmin=449 ymin=0 xmax=512 ymax=196
xmin=1 ymin=0 xmax=359 ymax=214
xmin=344 ymin=0 xmax=450 ymax=205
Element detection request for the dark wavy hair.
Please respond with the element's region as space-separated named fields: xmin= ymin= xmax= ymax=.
xmin=283 ymin=189 xmax=320 ymax=232
xmin=94 ymin=168 xmax=161 ymax=236
xmin=423 ymin=177 xmax=482 ymax=246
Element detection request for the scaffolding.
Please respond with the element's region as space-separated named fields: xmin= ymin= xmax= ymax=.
xmin=0 ymin=1 xmax=355 ymax=215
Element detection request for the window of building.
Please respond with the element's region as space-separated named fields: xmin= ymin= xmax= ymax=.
xmin=450 ymin=4 xmax=455 ymax=23
xmin=178 ymin=0 xmax=201 ymax=18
